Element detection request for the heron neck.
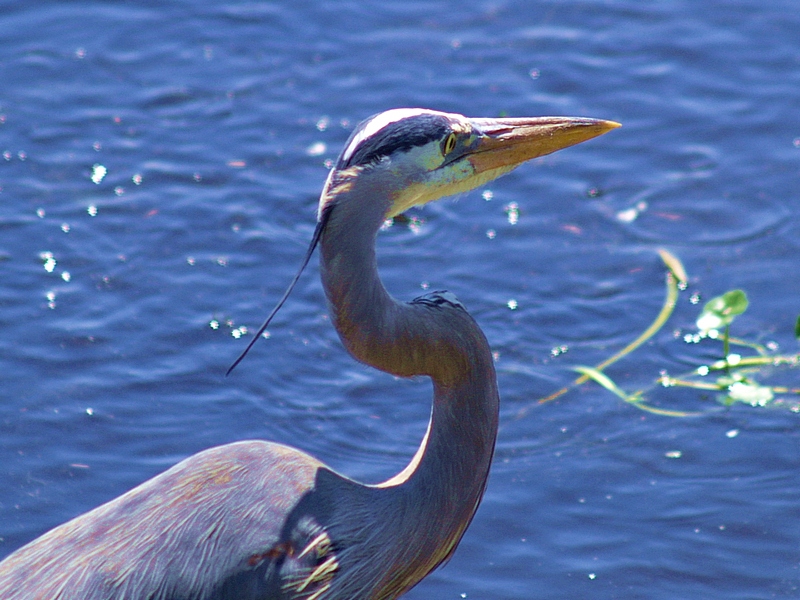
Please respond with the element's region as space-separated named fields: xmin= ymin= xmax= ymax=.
xmin=319 ymin=181 xmax=499 ymax=593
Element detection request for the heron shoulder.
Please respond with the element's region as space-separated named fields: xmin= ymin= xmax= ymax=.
xmin=410 ymin=289 xmax=466 ymax=311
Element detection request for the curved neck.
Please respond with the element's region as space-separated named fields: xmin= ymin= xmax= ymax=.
xmin=319 ymin=177 xmax=500 ymax=595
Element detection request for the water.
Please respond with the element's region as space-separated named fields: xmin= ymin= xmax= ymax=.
xmin=1 ymin=1 xmax=799 ymax=598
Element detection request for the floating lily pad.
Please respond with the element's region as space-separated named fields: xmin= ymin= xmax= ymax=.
xmin=696 ymin=290 xmax=749 ymax=335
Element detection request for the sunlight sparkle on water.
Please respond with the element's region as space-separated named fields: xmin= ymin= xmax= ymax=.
xmin=696 ymin=312 xmax=723 ymax=336
xmin=504 ymin=202 xmax=519 ymax=225
xmin=40 ymin=252 xmax=56 ymax=273
xmin=728 ymin=381 xmax=773 ymax=406
xmin=306 ymin=142 xmax=326 ymax=157
xmin=617 ymin=201 xmax=648 ymax=223
xmin=91 ymin=164 xmax=107 ymax=184
xmin=408 ymin=216 xmax=424 ymax=235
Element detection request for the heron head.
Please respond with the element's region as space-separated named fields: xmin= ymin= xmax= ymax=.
xmin=228 ymin=108 xmax=618 ymax=375
xmin=318 ymin=108 xmax=620 ymax=219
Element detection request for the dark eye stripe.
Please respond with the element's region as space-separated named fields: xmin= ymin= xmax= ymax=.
xmin=339 ymin=114 xmax=451 ymax=168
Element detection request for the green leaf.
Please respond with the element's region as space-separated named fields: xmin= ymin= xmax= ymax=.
xmin=795 ymin=315 xmax=800 ymax=340
xmin=723 ymin=290 xmax=749 ymax=314
xmin=696 ymin=290 xmax=749 ymax=335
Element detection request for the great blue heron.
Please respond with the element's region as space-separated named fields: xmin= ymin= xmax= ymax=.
xmin=0 ymin=108 xmax=618 ymax=598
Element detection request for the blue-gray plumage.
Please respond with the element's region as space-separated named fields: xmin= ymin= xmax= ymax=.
xmin=0 ymin=108 xmax=618 ymax=598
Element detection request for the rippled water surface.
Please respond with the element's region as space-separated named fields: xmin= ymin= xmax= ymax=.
xmin=1 ymin=2 xmax=799 ymax=598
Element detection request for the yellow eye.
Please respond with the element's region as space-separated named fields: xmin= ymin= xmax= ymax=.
xmin=443 ymin=132 xmax=457 ymax=155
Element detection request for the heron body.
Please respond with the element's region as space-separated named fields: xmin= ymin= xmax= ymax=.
xmin=0 ymin=108 xmax=618 ymax=599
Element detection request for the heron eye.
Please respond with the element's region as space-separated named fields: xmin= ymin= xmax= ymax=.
xmin=443 ymin=132 xmax=457 ymax=156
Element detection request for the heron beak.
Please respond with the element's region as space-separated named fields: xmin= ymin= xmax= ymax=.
xmin=466 ymin=116 xmax=620 ymax=175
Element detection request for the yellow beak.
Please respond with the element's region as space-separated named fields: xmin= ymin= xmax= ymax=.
xmin=466 ymin=116 xmax=620 ymax=175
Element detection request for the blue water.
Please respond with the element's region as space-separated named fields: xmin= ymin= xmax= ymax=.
xmin=1 ymin=1 xmax=799 ymax=598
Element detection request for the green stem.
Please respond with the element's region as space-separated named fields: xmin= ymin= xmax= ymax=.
xmin=723 ymin=325 xmax=730 ymax=373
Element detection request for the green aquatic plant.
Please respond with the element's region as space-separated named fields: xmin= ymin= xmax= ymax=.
xmin=660 ymin=286 xmax=800 ymax=410
xmin=536 ymin=250 xmax=800 ymax=416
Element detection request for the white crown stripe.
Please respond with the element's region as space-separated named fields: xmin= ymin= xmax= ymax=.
xmin=340 ymin=108 xmax=448 ymax=164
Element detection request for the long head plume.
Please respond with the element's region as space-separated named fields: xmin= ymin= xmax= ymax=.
xmin=226 ymin=209 xmax=331 ymax=376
